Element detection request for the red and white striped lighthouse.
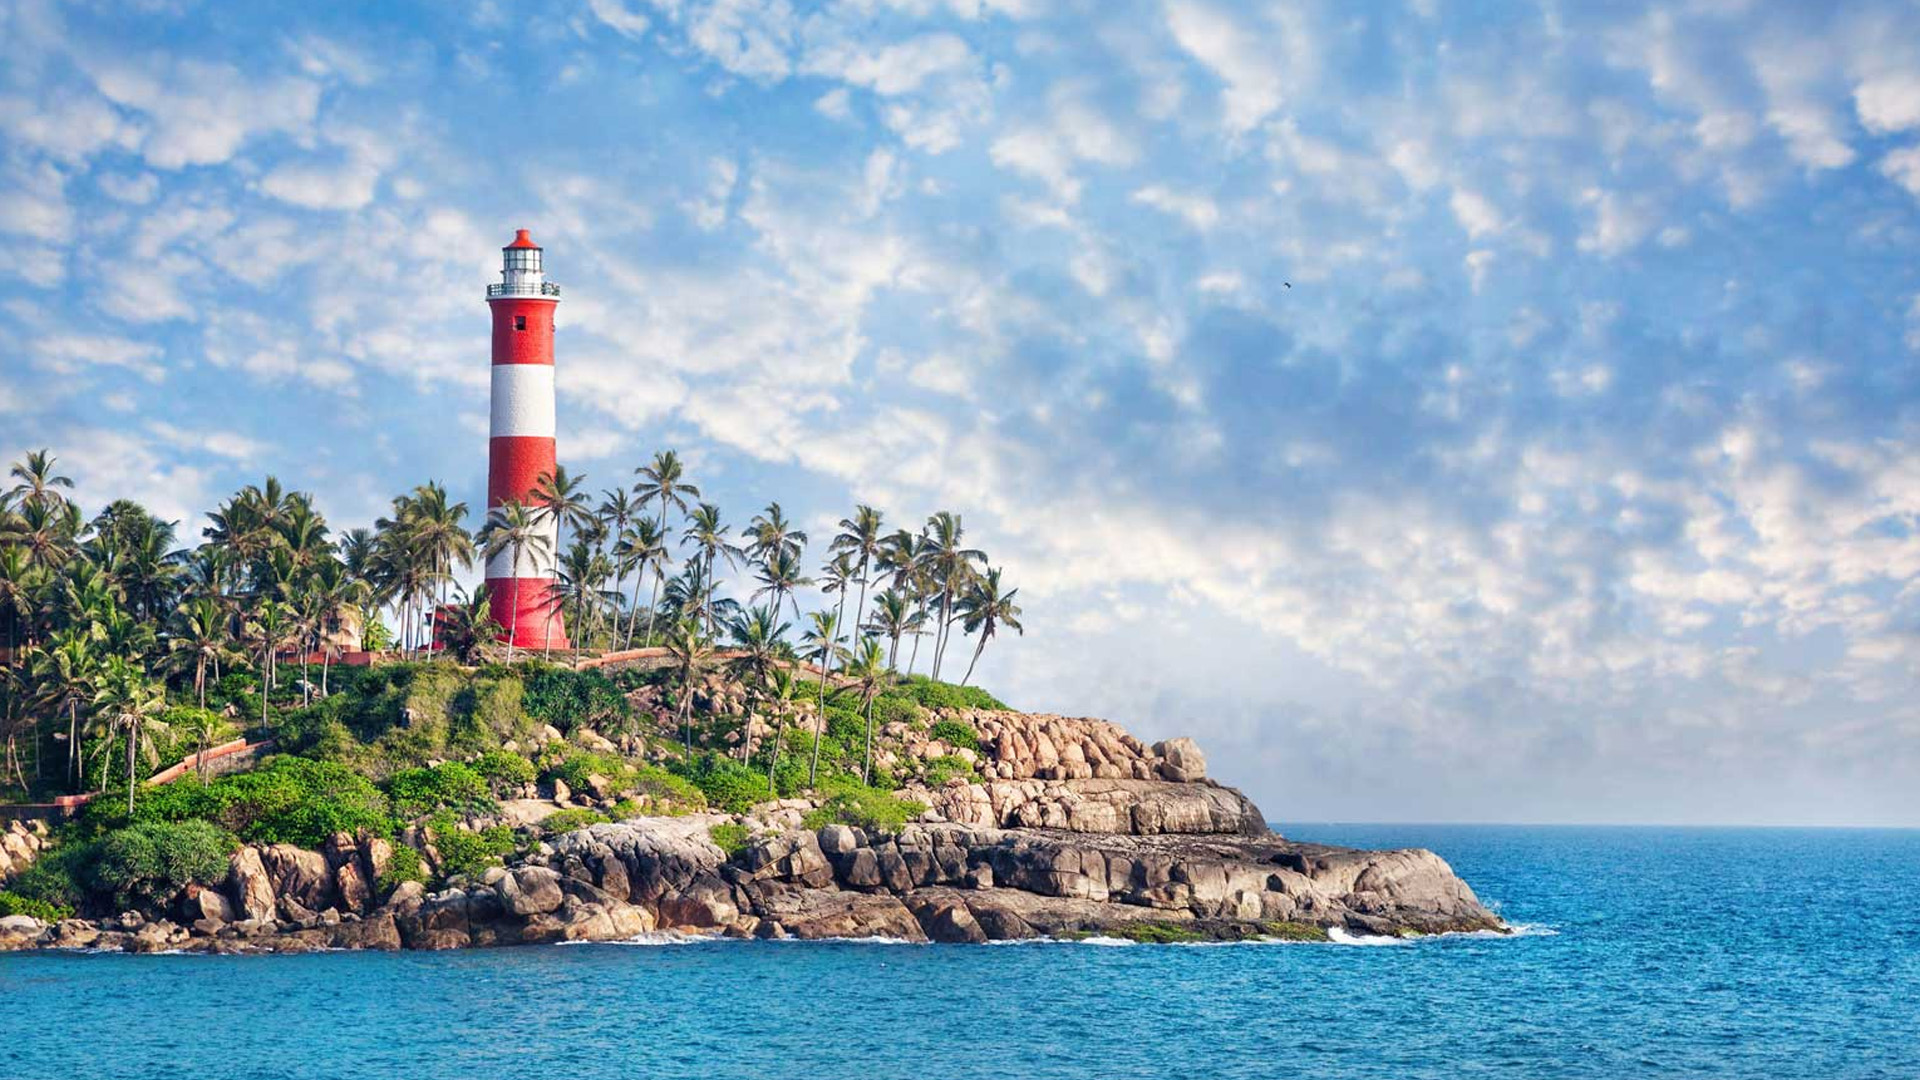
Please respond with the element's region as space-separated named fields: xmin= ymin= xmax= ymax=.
xmin=485 ymin=229 xmax=569 ymax=650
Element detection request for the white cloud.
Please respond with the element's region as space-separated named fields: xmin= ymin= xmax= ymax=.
xmin=586 ymin=0 xmax=651 ymax=40
xmin=83 ymin=57 xmax=322 ymax=170
xmin=29 ymin=333 xmax=165 ymax=381
xmin=806 ymin=33 xmax=973 ymax=95
xmin=98 ymin=172 xmax=160 ymax=205
xmin=1131 ymin=184 xmax=1220 ymax=230
xmin=1449 ymin=189 xmax=1503 ymax=239
xmin=1881 ymin=145 xmax=1920 ymax=199
xmin=1165 ymin=0 xmax=1292 ymax=134
xmin=1854 ymin=73 xmax=1920 ymax=134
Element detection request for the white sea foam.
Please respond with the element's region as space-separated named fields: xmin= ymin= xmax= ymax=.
xmin=1326 ymin=927 xmax=1409 ymax=947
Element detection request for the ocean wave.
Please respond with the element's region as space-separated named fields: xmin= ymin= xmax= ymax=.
xmin=1326 ymin=928 xmax=1409 ymax=947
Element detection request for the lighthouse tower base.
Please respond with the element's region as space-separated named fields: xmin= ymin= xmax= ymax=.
xmin=486 ymin=577 xmax=570 ymax=651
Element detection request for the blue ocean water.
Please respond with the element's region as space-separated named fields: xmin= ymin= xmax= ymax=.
xmin=4 ymin=824 xmax=1916 ymax=1080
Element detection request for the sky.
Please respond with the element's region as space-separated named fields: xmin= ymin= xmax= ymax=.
xmin=3 ymin=0 xmax=1920 ymax=826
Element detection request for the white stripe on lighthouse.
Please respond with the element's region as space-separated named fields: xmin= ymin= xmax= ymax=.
xmin=489 ymin=364 xmax=556 ymax=438
xmin=484 ymin=515 xmax=560 ymax=578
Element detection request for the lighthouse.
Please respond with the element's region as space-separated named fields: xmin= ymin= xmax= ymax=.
xmin=484 ymin=229 xmax=569 ymax=649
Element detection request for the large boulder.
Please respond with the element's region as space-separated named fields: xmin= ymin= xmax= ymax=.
xmin=226 ymin=847 xmax=277 ymax=923
xmin=259 ymin=844 xmax=337 ymax=912
xmin=495 ymin=866 xmax=564 ymax=917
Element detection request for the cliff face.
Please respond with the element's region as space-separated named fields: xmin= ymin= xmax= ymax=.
xmin=0 ymin=711 xmax=1505 ymax=952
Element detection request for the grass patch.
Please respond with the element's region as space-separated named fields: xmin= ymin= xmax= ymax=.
xmin=708 ymin=822 xmax=751 ymax=856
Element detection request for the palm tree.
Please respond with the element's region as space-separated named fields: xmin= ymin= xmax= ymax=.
xmin=864 ymin=588 xmax=919 ymax=672
xmin=683 ymin=503 xmax=743 ymax=637
xmin=6 ymin=449 xmax=75 ymax=511
xmin=760 ymin=667 xmax=801 ymax=792
xmin=531 ymin=465 xmax=594 ymax=656
xmin=434 ymin=585 xmax=501 ymax=665
xmin=831 ymin=506 xmax=884 ymax=666
xmin=800 ymin=609 xmax=843 ymax=786
xmin=752 ymin=547 xmax=813 ymax=622
xmin=477 ymin=501 xmax=549 ymax=662
xmin=597 ymin=488 xmax=640 ymax=634
xmin=29 ymin=633 xmax=99 ymax=789
xmin=556 ymin=539 xmax=616 ymax=653
xmin=246 ymin=600 xmax=293 ymax=729
xmin=404 ymin=481 xmax=472 ymax=633
xmin=743 ymin=503 xmax=806 ymax=567
xmin=0 ymin=546 xmax=38 ymax=661
xmin=916 ymin=512 xmax=986 ymax=681
xmin=614 ymin=518 xmax=670 ymax=649
xmin=955 ymin=568 xmax=1023 ymax=687
xmin=165 ymin=598 xmax=240 ymax=709
xmin=836 ymin=639 xmax=890 ymax=785
xmin=182 ymin=707 xmax=224 ymax=783
xmin=633 ymin=450 xmax=699 ymax=649
xmin=727 ymin=605 xmax=789 ymax=762
xmin=818 ymin=551 xmax=857 ymax=675
xmin=90 ymin=658 xmax=168 ymax=814
xmin=877 ymin=528 xmax=928 ymax=674
xmin=664 ymin=618 xmax=713 ymax=751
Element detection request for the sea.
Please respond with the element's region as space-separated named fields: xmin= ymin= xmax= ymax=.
xmin=4 ymin=824 xmax=1916 ymax=1080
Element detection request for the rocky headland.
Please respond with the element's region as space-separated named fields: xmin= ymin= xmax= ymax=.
xmin=0 ymin=710 xmax=1503 ymax=953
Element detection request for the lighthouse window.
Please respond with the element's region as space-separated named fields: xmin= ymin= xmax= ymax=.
xmin=514 ymin=315 xmax=527 ymax=331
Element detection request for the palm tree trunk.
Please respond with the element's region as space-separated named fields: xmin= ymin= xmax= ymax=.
xmin=67 ymin=702 xmax=77 ymax=789
xmin=766 ymin=709 xmax=784 ymax=792
xmin=196 ymin=657 xmax=207 ymax=710
xmin=506 ymin=540 xmax=522 ymax=663
xmin=932 ymin=593 xmax=953 ymax=680
xmin=126 ymin=723 xmax=137 ymax=815
xmin=807 ymin=675 xmax=826 ymax=787
xmin=862 ymin=692 xmax=876 ymax=786
xmin=829 ymin=592 xmax=848 ymax=677
xmin=961 ymin=632 xmax=988 ymax=688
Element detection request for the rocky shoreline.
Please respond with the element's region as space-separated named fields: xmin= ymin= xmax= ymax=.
xmin=0 ymin=715 xmax=1505 ymax=953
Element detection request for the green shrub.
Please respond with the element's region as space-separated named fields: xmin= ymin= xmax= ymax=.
xmin=800 ymin=781 xmax=926 ymax=835
xmin=522 ymin=668 xmax=628 ymax=733
xmin=386 ymin=762 xmax=495 ymax=820
xmin=922 ymin=754 xmax=977 ymax=786
xmin=541 ymin=808 xmax=610 ymax=834
xmin=375 ymin=845 xmax=427 ymax=895
xmin=708 ymin=822 xmax=750 ymax=856
xmin=425 ymin=812 xmax=519 ymax=881
xmin=0 ymin=889 xmax=72 ymax=922
xmin=928 ymin=719 xmax=979 ymax=751
xmin=6 ymin=842 xmax=96 ymax=913
xmin=88 ymin=821 xmax=235 ymax=914
xmin=606 ymin=798 xmax=643 ymax=819
xmin=547 ymin=751 xmax=631 ymax=794
xmin=679 ymin=755 xmax=772 ymax=814
xmin=905 ymin=677 xmax=1005 ymax=712
xmin=130 ymin=757 xmax=393 ymax=849
xmin=1261 ymin=921 xmax=1330 ymax=942
xmin=470 ymin=749 xmax=537 ymax=791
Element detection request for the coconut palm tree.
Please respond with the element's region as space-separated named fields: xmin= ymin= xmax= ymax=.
xmin=831 ymin=505 xmax=884 ymax=668
xmin=836 ymin=639 xmax=889 ymax=785
xmin=916 ymin=512 xmax=986 ymax=681
xmin=743 ymin=503 xmax=806 ymax=567
xmin=752 ymin=547 xmax=813 ymax=622
xmin=597 ymin=488 xmax=640 ymax=631
xmin=29 ymin=633 xmax=99 ymax=789
xmin=664 ymin=618 xmax=713 ymax=751
xmin=727 ymin=605 xmax=789 ymax=762
xmin=760 ymin=667 xmax=801 ymax=791
xmin=863 ymin=588 xmax=919 ymax=672
xmin=800 ymin=609 xmax=843 ymax=786
xmin=6 ymin=449 xmax=75 ymax=511
xmin=165 ymin=597 xmax=241 ymax=709
xmin=683 ymin=503 xmax=743 ymax=637
xmin=633 ymin=451 xmax=699 ymax=647
xmin=477 ymin=501 xmax=549 ymax=663
xmin=556 ymin=539 xmax=616 ymax=653
xmin=246 ymin=600 xmax=294 ymax=728
xmin=181 ymin=707 xmax=225 ymax=783
xmin=614 ymin=518 xmax=670 ymax=649
xmin=955 ymin=568 xmax=1023 ymax=687
xmin=402 ymin=481 xmax=472 ymax=625
xmin=434 ymin=585 xmax=501 ymax=665
xmin=90 ymin=657 xmax=168 ymax=814
xmin=531 ymin=466 xmax=594 ymax=656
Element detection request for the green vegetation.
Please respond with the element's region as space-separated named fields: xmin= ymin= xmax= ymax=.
xmin=113 ymin=757 xmax=393 ymax=849
xmin=470 ymin=749 xmax=537 ymax=791
xmin=801 ymin=780 xmax=927 ymax=835
xmin=1110 ymin=921 xmax=1207 ymax=944
xmin=1261 ymin=921 xmax=1331 ymax=942
xmin=424 ymin=812 xmax=518 ymax=881
xmin=922 ymin=754 xmax=977 ymax=786
xmin=708 ymin=821 xmax=751 ymax=856
xmin=928 ymin=718 xmax=980 ymax=750
xmin=679 ymin=754 xmax=772 ymax=814
xmin=0 ymin=890 xmax=72 ymax=922
xmin=89 ymin=820 xmax=235 ymax=914
xmin=386 ymin=762 xmax=494 ymax=819
xmin=375 ymin=844 xmax=427 ymax=895
xmin=540 ymin=807 xmax=610 ymax=834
